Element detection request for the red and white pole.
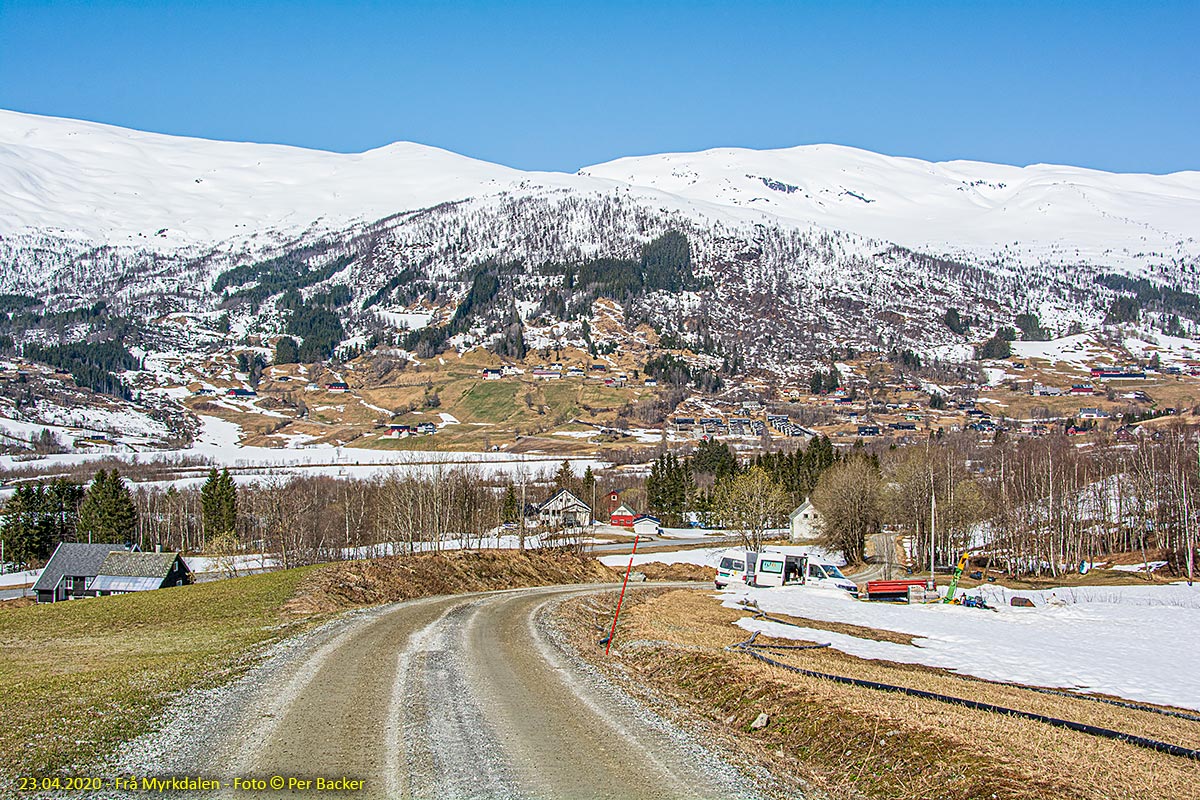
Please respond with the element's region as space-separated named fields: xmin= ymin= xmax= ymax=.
xmin=605 ymin=534 xmax=640 ymax=655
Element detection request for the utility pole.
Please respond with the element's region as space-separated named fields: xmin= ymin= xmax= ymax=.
xmin=1185 ymin=438 xmax=1195 ymax=587
xmin=519 ymin=475 xmax=527 ymax=552
xmin=929 ymin=473 xmax=937 ymax=586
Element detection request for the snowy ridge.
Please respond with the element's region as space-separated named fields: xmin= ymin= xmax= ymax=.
xmin=581 ymin=144 xmax=1200 ymax=264
xmin=2 ymin=108 xmax=1199 ymax=268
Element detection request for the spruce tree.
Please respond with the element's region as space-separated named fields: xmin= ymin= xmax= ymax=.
xmin=218 ymin=468 xmax=238 ymax=534
xmin=201 ymin=468 xmax=238 ymax=539
xmin=77 ymin=469 xmax=137 ymax=544
xmin=501 ymin=485 xmax=519 ymax=524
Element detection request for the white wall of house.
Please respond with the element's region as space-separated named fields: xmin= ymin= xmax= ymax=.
xmin=789 ymin=499 xmax=822 ymax=542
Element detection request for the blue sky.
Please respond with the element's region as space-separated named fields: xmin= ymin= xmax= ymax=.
xmin=1 ymin=1 xmax=1196 ymax=173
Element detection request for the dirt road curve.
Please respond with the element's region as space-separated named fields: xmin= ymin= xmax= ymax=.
xmin=850 ymin=532 xmax=898 ymax=583
xmin=129 ymin=585 xmax=761 ymax=800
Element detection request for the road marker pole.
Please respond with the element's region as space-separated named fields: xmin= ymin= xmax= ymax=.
xmin=605 ymin=534 xmax=640 ymax=655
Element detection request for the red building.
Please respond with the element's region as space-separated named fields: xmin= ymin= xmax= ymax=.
xmin=610 ymin=504 xmax=637 ymax=527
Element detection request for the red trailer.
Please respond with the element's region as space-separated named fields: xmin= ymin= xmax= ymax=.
xmin=864 ymin=578 xmax=935 ymax=601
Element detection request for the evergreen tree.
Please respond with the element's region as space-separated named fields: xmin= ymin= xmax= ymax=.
xmin=554 ymin=461 xmax=577 ymax=495
xmin=201 ymin=468 xmax=238 ymax=539
xmin=976 ymin=333 xmax=1012 ymax=360
xmin=689 ymin=438 xmax=738 ymax=481
xmin=2 ymin=480 xmax=86 ymax=563
xmin=274 ymin=336 xmax=300 ymax=364
xmin=77 ymin=469 xmax=137 ymax=544
xmin=1 ymin=486 xmax=50 ymax=565
xmin=501 ymin=485 xmax=520 ymax=524
xmin=581 ymin=466 xmax=597 ymax=508
xmin=645 ymin=452 xmax=689 ymax=526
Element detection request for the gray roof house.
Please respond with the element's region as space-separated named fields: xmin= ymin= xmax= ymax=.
xmin=33 ymin=543 xmax=192 ymax=603
xmin=33 ymin=543 xmax=124 ymax=603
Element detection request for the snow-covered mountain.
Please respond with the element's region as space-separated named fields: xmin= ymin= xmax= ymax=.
xmin=3 ymin=109 xmax=1198 ymax=263
xmin=581 ymin=146 xmax=1200 ymax=266
xmin=2 ymin=108 xmax=1199 ymax=377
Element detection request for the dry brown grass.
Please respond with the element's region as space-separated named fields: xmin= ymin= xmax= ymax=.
xmin=637 ymin=562 xmax=717 ymax=582
xmin=283 ymin=550 xmax=617 ymax=614
xmin=558 ymin=588 xmax=1200 ymax=800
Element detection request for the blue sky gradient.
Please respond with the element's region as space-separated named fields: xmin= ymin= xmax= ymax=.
xmin=1 ymin=1 xmax=1196 ymax=173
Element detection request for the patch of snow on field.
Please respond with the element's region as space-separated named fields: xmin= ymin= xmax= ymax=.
xmin=725 ymin=581 xmax=1200 ymax=711
xmin=1010 ymin=333 xmax=1104 ymax=369
xmin=1111 ymin=561 xmax=1168 ymax=573
xmin=0 ymin=414 xmax=605 ymax=484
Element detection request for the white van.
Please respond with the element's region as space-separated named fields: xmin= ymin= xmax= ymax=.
xmin=802 ymin=560 xmax=857 ymax=593
xmin=715 ymin=551 xmax=758 ymax=589
xmin=748 ymin=553 xmax=807 ymax=588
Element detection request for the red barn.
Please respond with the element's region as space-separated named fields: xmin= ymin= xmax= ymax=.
xmin=610 ymin=504 xmax=637 ymax=527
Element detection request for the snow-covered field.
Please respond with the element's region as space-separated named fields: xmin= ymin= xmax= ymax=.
xmin=724 ymin=581 xmax=1200 ymax=711
xmin=598 ymin=543 xmax=844 ymax=569
xmin=0 ymin=416 xmax=604 ymax=486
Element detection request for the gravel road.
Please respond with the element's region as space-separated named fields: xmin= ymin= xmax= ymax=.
xmin=104 ymin=584 xmax=765 ymax=800
xmin=848 ymin=532 xmax=899 ymax=583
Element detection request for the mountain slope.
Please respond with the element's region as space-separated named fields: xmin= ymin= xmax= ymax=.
xmin=1 ymin=108 xmax=1199 ymax=389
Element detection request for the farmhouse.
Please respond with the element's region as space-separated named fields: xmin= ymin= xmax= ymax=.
xmin=326 ymin=381 xmax=350 ymax=393
xmin=538 ymin=489 xmax=592 ymax=529
xmin=788 ymin=498 xmax=822 ymax=541
xmin=33 ymin=543 xmax=192 ymax=603
xmin=481 ymin=368 xmax=502 ymax=380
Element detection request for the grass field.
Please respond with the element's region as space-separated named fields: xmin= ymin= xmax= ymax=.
xmin=0 ymin=568 xmax=317 ymax=781
xmin=455 ymin=380 xmax=523 ymax=423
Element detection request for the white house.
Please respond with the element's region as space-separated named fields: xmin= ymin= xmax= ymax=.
xmin=538 ymin=489 xmax=592 ymax=529
xmin=788 ymin=498 xmax=822 ymax=542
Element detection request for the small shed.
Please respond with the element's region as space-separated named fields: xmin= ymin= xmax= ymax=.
xmin=631 ymin=515 xmax=661 ymax=537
